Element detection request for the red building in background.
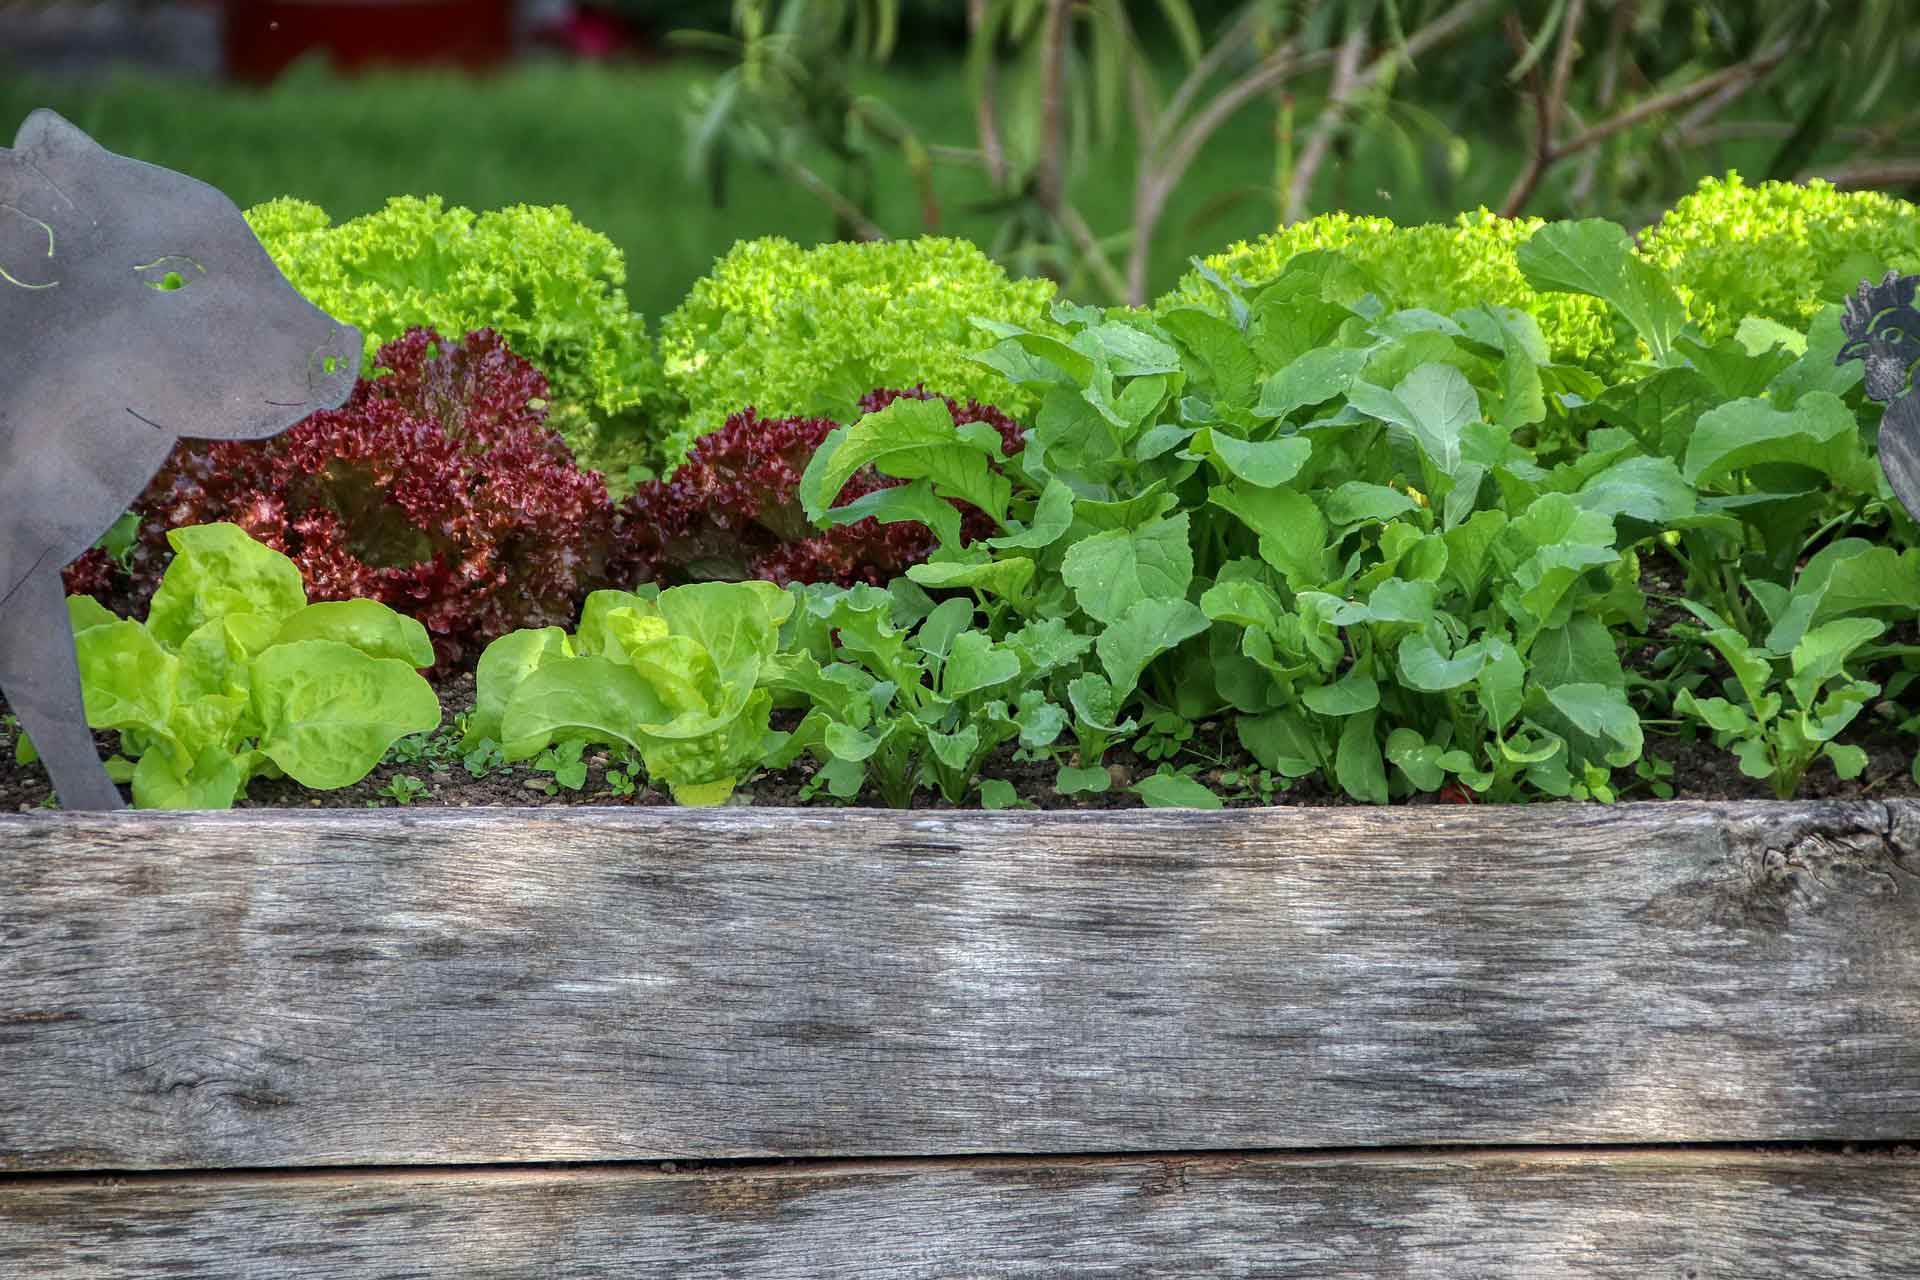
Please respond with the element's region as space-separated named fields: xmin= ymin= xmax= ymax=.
xmin=223 ymin=0 xmax=516 ymax=83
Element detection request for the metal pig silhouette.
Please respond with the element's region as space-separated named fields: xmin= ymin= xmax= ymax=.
xmin=1838 ymin=270 xmax=1920 ymax=524
xmin=1 ymin=109 xmax=362 ymax=810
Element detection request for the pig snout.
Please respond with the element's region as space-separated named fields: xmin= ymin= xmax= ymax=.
xmin=240 ymin=323 xmax=359 ymax=439
xmin=303 ymin=323 xmax=363 ymax=409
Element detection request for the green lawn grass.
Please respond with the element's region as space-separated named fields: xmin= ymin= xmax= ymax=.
xmin=0 ymin=57 xmax=1530 ymax=322
xmin=0 ymin=56 xmax=1789 ymax=322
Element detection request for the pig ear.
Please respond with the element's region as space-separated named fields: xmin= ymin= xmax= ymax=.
xmin=0 ymin=111 xmax=99 ymax=286
xmin=12 ymin=109 xmax=108 ymax=164
xmin=0 ymin=143 xmax=64 ymax=291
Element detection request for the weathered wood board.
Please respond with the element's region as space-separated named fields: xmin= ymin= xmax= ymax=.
xmin=2 ymin=1149 xmax=1915 ymax=1278
xmin=2 ymin=802 xmax=1917 ymax=1173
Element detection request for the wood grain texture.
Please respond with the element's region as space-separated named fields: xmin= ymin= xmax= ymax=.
xmin=2 ymin=801 xmax=1918 ymax=1171
xmin=2 ymin=1149 xmax=1916 ymax=1278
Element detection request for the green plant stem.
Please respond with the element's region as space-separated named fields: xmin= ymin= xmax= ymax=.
xmin=1502 ymin=33 xmax=1795 ymax=215
xmin=1281 ymin=0 xmax=1501 ymax=225
xmin=1035 ymin=0 xmax=1073 ymax=219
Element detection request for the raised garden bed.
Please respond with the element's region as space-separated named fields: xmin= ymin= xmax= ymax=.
xmin=7 ymin=106 xmax=1920 ymax=1272
xmin=3 ymin=801 xmax=1917 ymax=1273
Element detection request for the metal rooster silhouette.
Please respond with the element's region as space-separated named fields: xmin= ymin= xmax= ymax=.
xmin=1838 ymin=270 xmax=1920 ymax=523
xmin=1 ymin=109 xmax=361 ymax=810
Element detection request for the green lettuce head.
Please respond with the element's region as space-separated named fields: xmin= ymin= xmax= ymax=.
xmin=246 ymin=195 xmax=668 ymax=485
xmin=60 ymin=523 xmax=441 ymax=809
xmin=657 ymin=235 xmax=1057 ymax=466
xmin=1639 ymin=172 xmax=1920 ymax=349
xmin=1161 ymin=209 xmax=1615 ymax=372
xmin=467 ymin=580 xmax=795 ymax=805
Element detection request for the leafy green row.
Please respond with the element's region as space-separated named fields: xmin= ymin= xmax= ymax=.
xmin=462 ymin=215 xmax=1918 ymax=808
xmin=56 ymin=182 xmax=1913 ymax=809
xmin=248 ymin=174 xmax=1920 ymax=490
xmin=1168 ymin=176 xmax=1920 ymax=377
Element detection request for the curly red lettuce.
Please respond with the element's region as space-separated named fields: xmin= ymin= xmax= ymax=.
xmin=610 ymin=387 xmax=1024 ymax=589
xmin=66 ymin=328 xmax=617 ymax=672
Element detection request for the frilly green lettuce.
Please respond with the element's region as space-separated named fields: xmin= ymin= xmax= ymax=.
xmin=657 ymin=235 xmax=1057 ymax=466
xmin=1639 ymin=172 xmax=1920 ymax=349
xmin=245 ymin=194 xmax=668 ymax=485
xmin=1161 ymin=209 xmax=1616 ymax=372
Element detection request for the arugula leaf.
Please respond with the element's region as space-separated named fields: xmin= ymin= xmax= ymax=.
xmin=1132 ymin=771 xmax=1224 ymax=809
xmin=1327 ymin=481 xmax=1421 ymax=527
xmin=1191 ymin=429 xmax=1313 ymax=487
xmin=1254 ymin=347 xmax=1371 ymax=420
xmin=1682 ymin=391 xmax=1877 ymax=492
xmin=1350 ymin=362 xmax=1479 ymax=479
xmin=988 ymin=477 xmax=1075 ymax=550
xmin=1096 ymin=598 xmax=1210 ymax=701
xmin=1541 ymin=682 xmax=1642 ymax=767
xmin=1158 ymin=306 xmax=1261 ymax=413
xmin=1574 ymin=455 xmax=1697 ymax=532
xmin=941 ymin=630 xmax=1021 ymax=699
xmin=1303 ymin=670 xmax=1380 ymax=717
xmin=905 ymin=551 xmax=1036 ymax=601
xmin=1207 ymin=486 xmax=1328 ymax=587
xmin=798 ymin=396 xmax=1010 ymax=527
xmin=1236 ymin=708 xmax=1323 ymax=777
xmin=1334 ymin=710 xmax=1388 ymax=804
xmin=816 ymin=480 xmax=966 ymax=550
xmin=1516 ymin=219 xmax=1686 ymax=363
xmin=1060 ymin=514 xmax=1195 ymax=624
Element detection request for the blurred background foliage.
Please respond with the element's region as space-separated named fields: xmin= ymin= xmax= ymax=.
xmin=3 ymin=0 xmax=1916 ymax=318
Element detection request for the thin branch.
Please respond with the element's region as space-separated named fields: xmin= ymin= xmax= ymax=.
xmin=776 ymin=155 xmax=890 ymax=241
xmin=1554 ymin=38 xmax=1790 ymax=155
xmin=1670 ymin=73 xmax=1755 ymax=140
xmin=1152 ymin=5 xmax=1265 ymax=156
xmin=1501 ymin=34 xmax=1793 ymax=215
xmin=926 ymin=144 xmax=989 ymax=168
xmin=1679 ymin=121 xmax=1893 ymax=148
xmin=1126 ymin=42 xmax=1157 ymax=145
xmin=1282 ymin=0 xmax=1500 ymax=223
xmin=1542 ymin=0 xmax=1585 ymax=142
xmin=1088 ymin=0 xmax=1157 ymax=144
xmin=1596 ymin=0 xmax=1634 ymax=110
xmin=1573 ymin=0 xmax=1635 ymax=202
xmin=1499 ymin=0 xmax=1584 ymax=218
xmin=966 ymin=0 xmax=1008 ymax=189
xmin=1498 ymin=10 xmax=1555 ymax=222
xmin=1117 ymin=0 xmax=1496 ymax=300
xmin=1807 ymin=160 xmax=1920 ymax=191
xmin=1281 ymin=25 xmax=1367 ymax=224
xmin=1035 ymin=0 xmax=1073 ymax=217
xmin=1169 ymin=42 xmax=1323 ymax=167
xmin=1124 ymin=43 xmax=1323 ymax=302
xmin=1352 ymin=0 xmax=1502 ymax=89
xmin=1056 ymin=201 xmax=1130 ymax=301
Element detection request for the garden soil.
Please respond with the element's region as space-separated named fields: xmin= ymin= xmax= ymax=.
xmin=3 ymin=663 xmax=1916 ymax=813
xmin=9 ymin=565 xmax=1920 ymax=813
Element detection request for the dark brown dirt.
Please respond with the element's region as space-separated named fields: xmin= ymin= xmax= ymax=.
xmin=3 ymin=664 xmax=1915 ymax=813
xmin=8 ymin=556 xmax=1917 ymax=812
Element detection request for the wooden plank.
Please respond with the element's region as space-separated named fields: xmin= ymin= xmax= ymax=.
xmin=1 ymin=802 xmax=1918 ymax=1171
xmin=1 ymin=1149 xmax=1915 ymax=1277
